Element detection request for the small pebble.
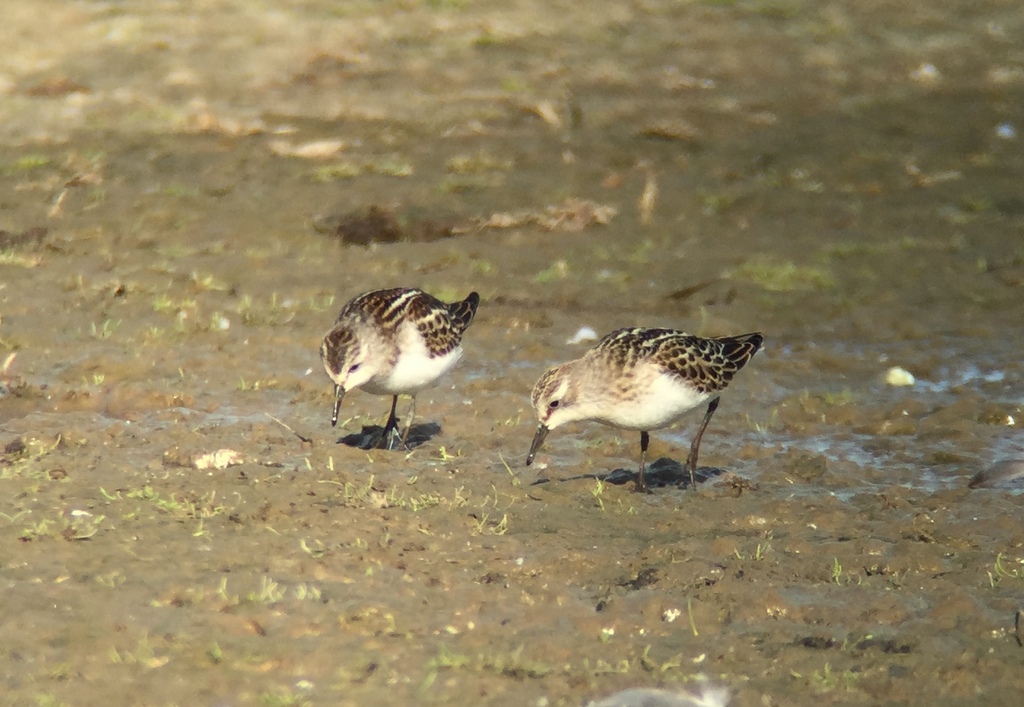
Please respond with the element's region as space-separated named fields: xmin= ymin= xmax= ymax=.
xmin=588 ymin=686 xmax=730 ymax=707
xmin=910 ymin=62 xmax=940 ymax=83
xmin=995 ymin=123 xmax=1016 ymax=140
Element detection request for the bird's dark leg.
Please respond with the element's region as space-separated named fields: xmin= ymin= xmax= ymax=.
xmin=398 ymin=396 xmax=417 ymax=451
xmin=686 ymin=397 xmax=720 ymax=489
xmin=381 ymin=395 xmax=401 ymax=450
xmin=636 ymin=430 xmax=651 ymax=493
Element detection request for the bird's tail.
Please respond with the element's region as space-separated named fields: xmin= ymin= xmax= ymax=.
xmin=448 ymin=292 xmax=480 ymax=332
xmin=715 ymin=332 xmax=764 ymax=369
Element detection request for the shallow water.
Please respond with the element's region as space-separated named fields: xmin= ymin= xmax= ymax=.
xmin=2 ymin=1 xmax=1024 ymax=705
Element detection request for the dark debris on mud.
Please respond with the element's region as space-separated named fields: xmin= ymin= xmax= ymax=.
xmin=0 ymin=226 xmax=47 ymax=249
xmin=313 ymin=204 xmax=465 ymax=245
xmin=336 ymin=422 xmax=442 ymax=450
xmin=530 ymin=459 xmax=738 ymax=490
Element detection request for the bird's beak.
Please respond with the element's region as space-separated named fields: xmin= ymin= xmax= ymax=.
xmin=526 ymin=424 xmax=549 ymax=466
xmin=330 ymin=384 xmax=345 ymax=427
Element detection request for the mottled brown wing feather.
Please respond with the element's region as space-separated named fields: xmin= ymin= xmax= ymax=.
xmin=595 ymin=328 xmax=763 ymax=395
xmin=335 ymin=287 xmax=414 ymax=324
xmin=414 ymin=291 xmax=479 ymax=357
xmin=335 ymin=288 xmax=479 ymax=359
xmin=713 ymin=333 xmax=764 ymax=368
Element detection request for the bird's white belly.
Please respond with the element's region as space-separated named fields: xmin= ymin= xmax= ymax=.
xmin=597 ymin=373 xmax=711 ymax=431
xmin=364 ymin=323 xmax=463 ymax=395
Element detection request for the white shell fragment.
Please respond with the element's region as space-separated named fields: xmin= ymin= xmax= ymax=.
xmin=885 ymin=366 xmax=916 ymax=387
xmin=588 ymin=685 xmax=730 ymax=707
xmin=566 ymin=326 xmax=599 ymax=345
xmin=192 ymin=449 xmax=245 ymax=470
xmin=269 ymin=138 xmax=345 ymax=159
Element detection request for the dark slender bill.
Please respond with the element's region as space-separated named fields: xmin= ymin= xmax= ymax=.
xmin=526 ymin=424 xmax=549 ymax=466
xmin=331 ymin=385 xmax=344 ymax=427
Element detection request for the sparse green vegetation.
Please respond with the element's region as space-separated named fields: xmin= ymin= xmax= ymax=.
xmin=237 ymin=377 xmax=280 ymax=391
xmin=535 ymin=259 xmax=569 ymax=283
xmin=698 ymin=189 xmax=737 ymax=215
xmin=424 ymin=0 xmax=475 ymax=9
xmin=89 ymin=319 xmax=120 ymax=340
xmin=19 ymin=518 xmax=55 ymax=541
xmin=311 ymin=162 xmax=361 ymax=181
xmin=747 ymin=408 xmax=779 ymax=434
xmin=438 ymin=172 xmax=503 ymax=193
xmin=0 ymin=250 xmax=43 ymax=267
xmin=152 ymin=293 xmax=197 ymax=313
xmin=425 ymin=643 xmax=551 ymax=688
xmin=122 ymin=486 xmax=224 ymax=518
xmin=805 ymin=662 xmax=860 ymax=693
xmin=95 ymin=486 xmax=226 ymax=538
xmin=0 ymin=436 xmax=62 ymax=485
xmin=311 ymin=156 xmax=414 ymax=182
xmin=470 ymin=512 xmax=508 ymax=535
xmin=190 ymin=271 xmax=229 ymax=292
xmin=500 ymin=77 xmax=530 ymax=92
xmin=729 ymin=256 xmax=836 ymax=291
xmin=627 ymin=239 xmax=656 ymax=264
xmin=988 ymin=552 xmax=1024 ymax=587
xmin=233 ymin=292 xmax=332 ymax=326
xmin=109 ymin=634 xmax=169 ymax=669
xmin=735 ymin=533 xmax=772 ymax=561
xmin=591 ymin=478 xmax=606 ymax=511
xmin=822 ymin=388 xmax=857 ymax=405
xmin=258 ymin=687 xmax=312 ymax=707
xmin=831 ymin=557 xmax=844 ymax=584
xmin=433 ymin=445 xmax=460 ymax=462
xmin=470 ymin=258 xmax=494 ymax=274
xmin=3 ymin=154 xmax=51 ymax=173
xmin=444 ymin=151 xmax=513 ymax=174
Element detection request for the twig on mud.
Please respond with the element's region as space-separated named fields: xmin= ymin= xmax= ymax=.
xmin=265 ymin=413 xmax=313 ymax=444
xmin=687 ymin=597 xmax=699 ymax=637
xmin=1015 ymin=609 xmax=1023 ymax=648
xmin=638 ymin=159 xmax=657 ymax=226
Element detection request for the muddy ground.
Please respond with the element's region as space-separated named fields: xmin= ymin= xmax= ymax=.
xmin=2 ymin=1 xmax=1023 ymax=705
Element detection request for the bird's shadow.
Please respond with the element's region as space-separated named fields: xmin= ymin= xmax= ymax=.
xmin=531 ymin=457 xmax=726 ymax=490
xmin=336 ymin=422 xmax=441 ymax=451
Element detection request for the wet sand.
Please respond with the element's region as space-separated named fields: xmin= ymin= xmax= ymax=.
xmin=2 ymin=1 xmax=1023 ymax=705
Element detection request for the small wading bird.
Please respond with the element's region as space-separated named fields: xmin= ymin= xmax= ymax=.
xmin=320 ymin=287 xmax=480 ymax=450
xmin=526 ymin=327 xmax=763 ymax=491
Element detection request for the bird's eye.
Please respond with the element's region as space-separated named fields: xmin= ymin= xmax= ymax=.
xmin=348 ymin=363 xmax=361 ymax=374
xmin=548 ymin=400 xmax=560 ymax=409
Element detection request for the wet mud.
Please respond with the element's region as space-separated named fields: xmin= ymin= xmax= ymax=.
xmin=1 ymin=1 xmax=1023 ymax=705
